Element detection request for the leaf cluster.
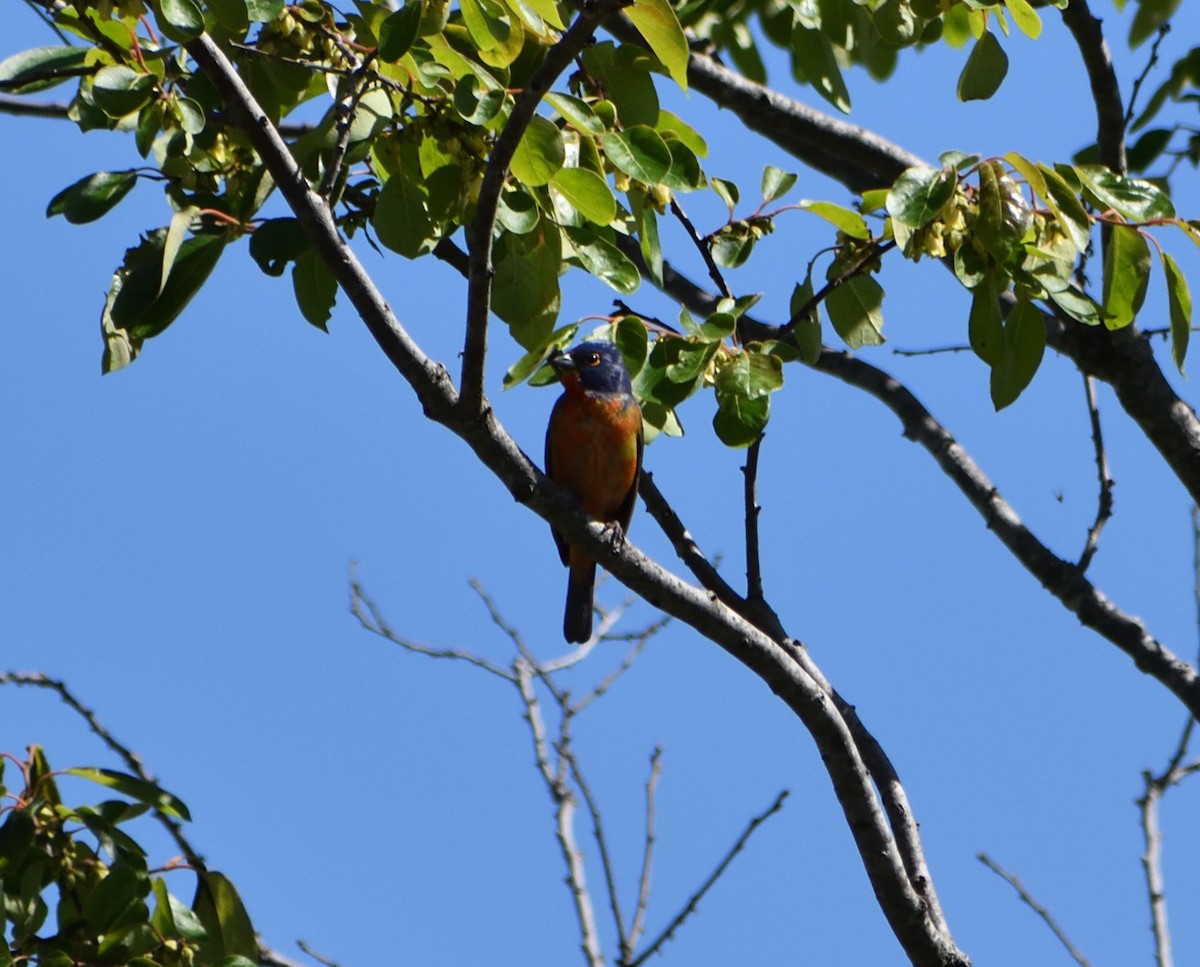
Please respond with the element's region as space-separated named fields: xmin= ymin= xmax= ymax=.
xmin=0 ymin=746 xmax=258 ymax=967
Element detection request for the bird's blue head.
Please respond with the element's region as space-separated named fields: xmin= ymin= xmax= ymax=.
xmin=550 ymin=341 xmax=633 ymax=395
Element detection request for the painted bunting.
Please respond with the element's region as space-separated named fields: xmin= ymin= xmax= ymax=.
xmin=544 ymin=341 xmax=644 ymax=643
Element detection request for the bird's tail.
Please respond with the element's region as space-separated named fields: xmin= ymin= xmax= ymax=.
xmin=563 ymin=558 xmax=596 ymax=643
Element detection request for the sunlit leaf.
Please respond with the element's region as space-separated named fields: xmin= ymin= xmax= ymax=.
xmin=1101 ymin=224 xmax=1151 ymax=330
xmin=1161 ymin=250 xmax=1191 ymax=374
xmin=626 ymin=0 xmax=689 ymax=90
xmin=826 ymin=274 xmax=885 ymax=349
xmin=511 ymin=115 xmax=565 ymax=186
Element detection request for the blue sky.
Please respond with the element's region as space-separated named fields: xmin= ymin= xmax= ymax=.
xmin=4 ymin=3 xmax=1200 ymax=964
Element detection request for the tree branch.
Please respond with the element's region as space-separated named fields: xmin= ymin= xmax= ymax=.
xmin=1077 ymin=374 xmax=1114 ymax=572
xmin=459 ymin=0 xmax=630 ymax=414
xmin=742 ymin=434 xmax=765 ymax=605
xmin=977 ymin=853 xmax=1091 ymax=967
xmin=625 ymin=747 xmax=661 ymax=963
xmin=190 ymin=31 xmax=969 ymax=966
xmin=628 ymin=789 xmax=789 ymax=967
xmin=1060 ymin=0 xmax=1128 ymax=175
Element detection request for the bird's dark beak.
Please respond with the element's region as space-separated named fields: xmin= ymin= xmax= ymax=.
xmin=549 ymin=351 xmax=576 ymax=376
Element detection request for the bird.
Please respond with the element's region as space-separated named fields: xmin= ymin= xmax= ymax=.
xmin=544 ymin=340 xmax=644 ymax=643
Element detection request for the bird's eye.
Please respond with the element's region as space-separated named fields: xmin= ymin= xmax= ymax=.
xmin=585 ymin=353 xmax=601 ymax=367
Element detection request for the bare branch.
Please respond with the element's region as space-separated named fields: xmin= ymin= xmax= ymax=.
xmin=1138 ymin=775 xmax=1173 ymax=967
xmin=626 ymin=747 xmax=662 ymax=962
xmin=570 ymin=617 xmax=661 ymax=715
xmin=295 ymin=939 xmax=343 ymax=967
xmin=628 ymin=789 xmax=789 ymax=967
xmin=459 ymin=0 xmax=630 ymax=414
xmin=0 ymin=671 xmax=204 ymax=868
xmin=513 ymin=659 xmax=605 ymax=967
xmin=1077 ymin=374 xmax=1115 ymax=572
xmin=563 ymin=741 xmax=629 ymax=952
xmin=977 ymin=853 xmax=1091 ymax=967
xmin=349 ymin=575 xmax=515 ymax=680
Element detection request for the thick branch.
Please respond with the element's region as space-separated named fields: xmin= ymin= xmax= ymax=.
xmin=460 ymin=0 xmax=629 ymax=413
xmin=1060 ymin=0 xmax=1127 ymax=174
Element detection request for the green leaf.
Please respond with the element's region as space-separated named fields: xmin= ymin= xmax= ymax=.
xmin=565 ymin=226 xmax=640 ymax=294
xmin=460 ymin=0 xmax=511 ymax=52
xmin=1129 ymin=0 xmax=1180 ymax=47
xmin=797 ymin=200 xmax=869 ymax=239
xmin=630 ymin=190 xmax=663 ymax=286
xmin=493 ymin=232 xmax=561 ymax=348
xmin=249 ymin=218 xmax=311 ymax=276
xmin=580 ymin=42 xmax=659 ymax=127
xmin=789 ymin=278 xmax=822 ymax=364
xmin=83 ymin=863 xmax=145 ymax=932
xmin=1161 ymin=251 xmax=1191 ymax=374
xmin=64 ymin=768 xmax=191 ymax=821
xmin=976 ymin=159 xmax=1031 ymax=264
xmin=193 ymin=872 xmax=258 ymax=964
xmin=501 ymin=322 xmax=579 ymax=388
xmin=0 ymin=45 xmax=90 ymax=94
xmin=990 ymin=297 xmax=1046 ymax=409
xmin=790 ymin=23 xmax=850 ymax=113
xmin=91 ymin=65 xmax=157 ymax=119
xmin=761 ymin=165 xmax=798 ymax=203
xmin=511 ymin=115 xmax=565 ymax=187
xmin=886 ymin=165 xmax=957 ymax=228
xmin=713 ymin=392 xmax=770 ymax=447
xmin=1005 ymin=0 xmax=1041 ymax=38
xmin=661 ymin=137 xmax=704 ymax=191
xmin=1074 ymin=165 xmax=1175 ymax=221
xmin=544 ymin=92 xmax=606 ymax=135
xmin=105 ymin=230 xmax=227 ymax=358
xmin=496 ymin=186 xmax=540 ymax=234
xmin=293 ymin=247 xmax=337 ymax=330
xmin=626 ymin=0 xmax=689 ymax=90
xmin=379 ymin=3 xmax=423 ymax=62
xmin=551 ymin=168 xmax=617 ymax=226
xmin=957 ymin=30 xmax=1008 ymax=101
xmin=602 ymin=127 xmax=672 ymax=185
xmin=711 ymin=177 xmax=739 ymax=213
xmin=1035 ymin=162 xmax=1092 ymax=253
xmin=208 ymin=0 xmax=250 ymax=34
xmin=826 ymin=274 xmax=885 ymax=349
xmin=714 ymin=349 xmax=784 ymax=397
xmin=1049 ymin=286 xmax=1103 ymax=326
xmin=246 ymin=0 xmax=285 ymax=20
xmin=1102 ymin=224 xmax=1151 ymax=329
xmin=152 ymin=0 xmax=205 ymax=40
xmin=46 ymin=171 xmax=138 ymax=224
xmin=373 ymin=174 xmax=436 ymax=259
xmin=968 ymin=275 xmax=1003 ymax=364
xmin=614 ymin=315 xmax=649 ymax=376
xmin=161 ymin=206 xmax=197 ymax=294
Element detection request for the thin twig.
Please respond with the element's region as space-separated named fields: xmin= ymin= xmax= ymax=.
xmin=1125 ymin=23 xmax=1172 ymax=130
xmin=977 ymin=853 xmax=1091 ymax=967
xmin=1138 ymin=775 xmax=1173 ymax=967
xmin=743 ymin=434 xmax=765 ymax=604
xmin=1077 ymin=374 xmax=1114 ymax=572
xmin=782 ymin=240 xmax=895 ymax=333
xmin=570 ymin=616 xmax=665 ymax=715
xmin=628 ymin=789 xmax=788 ymax=967
xmin=563 ymin=742 xmax=629 ymax=953
xmin=349 ymin=575 xmax=515 ymax=680
xmin=669 ymin=197 xmax=732 ymax=301
xmin=0 ymin=672 xmax=204 ymax=868
xmin=625 ymin=747 xmax=662 ymax=963
xmin=296 ymin=939 xmax=343 ymax=967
